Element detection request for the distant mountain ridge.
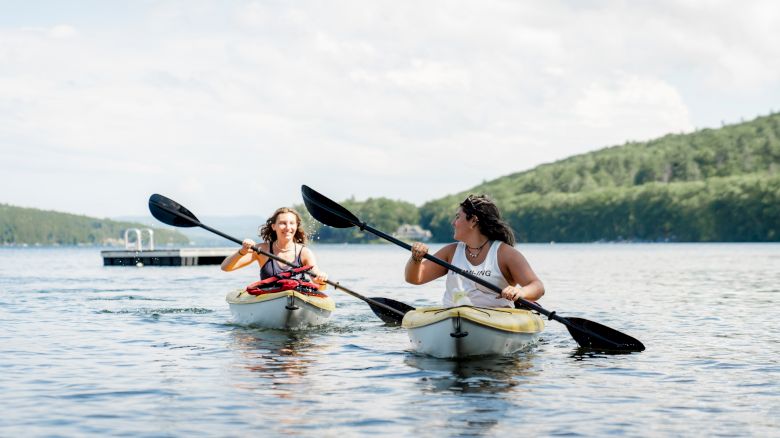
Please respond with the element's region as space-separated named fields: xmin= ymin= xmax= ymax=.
xmin=420 ymin=112 xmax=780 ymax=242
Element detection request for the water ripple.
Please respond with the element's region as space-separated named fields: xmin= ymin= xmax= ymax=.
xmin=1 ymin=244 xmax=778 ymax=437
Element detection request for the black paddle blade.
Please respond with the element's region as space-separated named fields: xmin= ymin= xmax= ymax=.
xmin=301 ymin=185 xmax=360 ymax=228
xmin=564 ymin=317 xmax=645 ymax=352
xmin=148 ymin=194 xmax=200 ymax=228
xmin=367 ymin=297 xmax=416 ymax=325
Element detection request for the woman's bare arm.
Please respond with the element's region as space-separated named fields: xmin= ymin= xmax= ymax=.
xmin=405 ymin=243 xmax=453 ymax=285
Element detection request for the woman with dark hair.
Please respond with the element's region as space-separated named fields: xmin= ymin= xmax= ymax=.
xmin=405 ymin=195 xmax=543 ymax=307
xmin=221 ymin=207 xmax=328 ymax=285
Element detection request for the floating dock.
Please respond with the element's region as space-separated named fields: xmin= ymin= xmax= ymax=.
xmin=102 ymin=228 xmax=235 ymax=266
xmin=101 ymin=248 xmax=235 ymax=266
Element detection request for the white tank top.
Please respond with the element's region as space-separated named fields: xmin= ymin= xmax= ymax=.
xmin=443 ymin=241 xmax=514 ymax=308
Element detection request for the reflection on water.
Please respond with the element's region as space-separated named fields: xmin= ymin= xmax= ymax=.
xmin=405 ymin=353 xmax=540 ymax=436
xmin=570 ymin=347 xmax=638 ymax=360
xmin=228 ymin=327 xmax=318 ymax=398
xmin=405 ymin=353 xmax=539 ymax=394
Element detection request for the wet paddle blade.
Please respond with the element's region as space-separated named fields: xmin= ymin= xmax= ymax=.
xmin=368 ymin=297 xmax=415 ymax=325
xmin=301 ymin=185 xmax=360 ymax=229
xmin=148 ymin=194 xmax=200 ymax=228
xmin=564 ymin=317 xmax=645 ymax=352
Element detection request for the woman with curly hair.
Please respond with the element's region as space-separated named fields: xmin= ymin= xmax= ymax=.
xmin=221 ymin=207 xmax=328 ymax=285
xmin=405 ymin=195 xmax=543 ymax=308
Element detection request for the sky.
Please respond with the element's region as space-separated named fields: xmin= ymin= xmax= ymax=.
xmin=1 ymin=1 xmax=779 ymax=219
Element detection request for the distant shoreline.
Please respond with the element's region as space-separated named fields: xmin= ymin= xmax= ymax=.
xmin=4 ymin=241 xmax=779 ymax=249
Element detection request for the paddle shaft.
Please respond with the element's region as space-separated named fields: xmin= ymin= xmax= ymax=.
xmin=359 ymin=223 xmax=585 ymax=328
xmin=163 ymin=208 xmax=406 ymax=318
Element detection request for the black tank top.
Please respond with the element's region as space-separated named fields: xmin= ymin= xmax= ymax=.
xmin=259 ymin=243 xmax=303 ymax=279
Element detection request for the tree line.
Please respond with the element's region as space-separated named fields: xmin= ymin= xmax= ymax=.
xmin=501 ymin=174 xmax=779 ymax=242
xmin=0 ymin=204 xmax=189 ymax=246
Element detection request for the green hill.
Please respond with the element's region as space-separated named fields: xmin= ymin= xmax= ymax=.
xmin=0 ymin=204 xmax=191 ymax=246
xmin=420 ymin=112 xmax=780 ymax=242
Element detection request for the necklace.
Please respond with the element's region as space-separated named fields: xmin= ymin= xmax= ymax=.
xmin=274 ymin=241 xmax=294 ymax=253
xmin=465 ymin=240 xmax=488 ymax=259
xmin=271 ymin=242 xmax=297 ymax=275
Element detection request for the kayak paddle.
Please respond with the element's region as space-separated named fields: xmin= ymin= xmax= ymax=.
xmin=147 ymin=193 xmax=410 ymax=324
xmin=300 ymin=185 xmax=646 ymax=352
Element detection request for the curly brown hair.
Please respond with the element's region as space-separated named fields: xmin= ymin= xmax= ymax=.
xmin=258 ymin=207 xmax=308 ymax=245
xmin=460 ymin=194 xmax=516 ymax=246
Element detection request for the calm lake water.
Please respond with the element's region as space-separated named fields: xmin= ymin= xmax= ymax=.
xmin=1 ymin=244 xmax=778 ymax=436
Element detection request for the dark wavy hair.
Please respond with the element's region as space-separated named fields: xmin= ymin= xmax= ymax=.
xmin=259 ymin=207 xmax=308 ymax=245
xmin=460 ymin=194 xmax=516 ymax=246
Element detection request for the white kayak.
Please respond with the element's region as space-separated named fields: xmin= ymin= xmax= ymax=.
xmin=402 ymin=305 xmax=545 ymax=358
xmin=225 ymin=289 xmax=335 ymax=329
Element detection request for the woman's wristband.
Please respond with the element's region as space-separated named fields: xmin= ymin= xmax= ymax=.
xmin=238 ymin=249 xmax=248 ymax=256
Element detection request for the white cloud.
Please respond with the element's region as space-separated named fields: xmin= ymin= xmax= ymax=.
xmin=1 ymin=1 xmax=778 ymax=217
xmin=385 ymin=60 xmax=472 ymax=92
xmin=574 ymin=75 xmax=692 ymax=132
xmin=177 ymin=177 xmax=205 ymax=195
xmin=49 ymin=25 xmax=77 ymax=39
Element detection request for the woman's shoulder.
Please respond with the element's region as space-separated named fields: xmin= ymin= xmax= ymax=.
xmin=496 ymin=241 xmax=524 ymax=261
xmin=252 ymin=242 xmax=270 ymax=259
xmin=495 ymin=240 xmax=517 ymax=252
xmin=299 ymin=244 xmax=319 ymax=259
xmin=436 ymin=242 xmax=459 ymax=256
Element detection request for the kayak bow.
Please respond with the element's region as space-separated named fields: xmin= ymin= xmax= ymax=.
xmin=226 ymin=289 xmax=335 ymax=329
xmin=402 ymin=305 xmax=544 ymax=358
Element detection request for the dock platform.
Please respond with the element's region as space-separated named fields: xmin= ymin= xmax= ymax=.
xmin=101 ymin=248 xmax=235 ymax=266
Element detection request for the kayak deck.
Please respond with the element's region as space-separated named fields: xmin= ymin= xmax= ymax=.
xmin=403 ymin=305 xmax=545 ymax=333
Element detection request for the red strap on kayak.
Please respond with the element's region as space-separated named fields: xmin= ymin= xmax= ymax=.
xmin=245 ymin=265 xmax=327 ymax=297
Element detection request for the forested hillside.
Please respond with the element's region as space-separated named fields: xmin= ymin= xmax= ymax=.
xmin=420 ymin=113 xmax=780 ymax=242
xmin=0 ymin=204 xmax=190 ymax=246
